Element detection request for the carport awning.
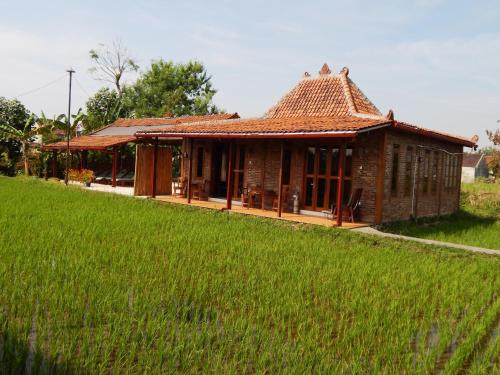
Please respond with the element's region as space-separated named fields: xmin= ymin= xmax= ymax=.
xmin=42 ymin=135 xmax=136 ymax=151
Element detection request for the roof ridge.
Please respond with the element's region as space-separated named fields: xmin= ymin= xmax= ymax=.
xmin=339 ymin=68 xmax=358 ymax=115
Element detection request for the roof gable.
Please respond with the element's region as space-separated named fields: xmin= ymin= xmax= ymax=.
xmin=264 ymin=65 xmax=382 ymax=119
xmin=462 ymin=153 xmax=483 ymax=168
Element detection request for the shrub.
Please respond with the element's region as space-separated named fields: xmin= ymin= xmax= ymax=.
xmin=68 ymin=168 xmax=95 ymax=183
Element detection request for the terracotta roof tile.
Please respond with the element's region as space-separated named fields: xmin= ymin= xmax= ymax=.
xmin=136 ymin=116 xmax=390 ymax=137
xmin=462 ymin=153 xmax=483 ymax=168
xmin=393 ymin=121 xmax=476 ymax=147
xmin=42 ymin=135 xmax=136 ymax=151
xmin=110 ymin=113 xmax=239 ymax=127
xmin=264 ymin=67 xmax=382 ymax=119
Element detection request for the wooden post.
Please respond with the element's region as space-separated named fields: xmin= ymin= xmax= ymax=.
xmin=336 ymin=143 xmax=346 ymax=227
xmin=261 ymin=141 xmax=267 ymax=209
xmin=82 ymin=150 xmax=88 ymax=169
xmin=79 ymin=151 xmax=83 ymax=170
xmin=226 ymin=141 xmax=234 ymax=210
xmin=112 ymin=146 xmax=117 ymax=187
xmin=277 ymin=141 xmax=284 ymax=217
xmin=52 ymin=150 xmax=57 ymax=177
xmin=151 ymin=137 xmax=158 ymax=198
xmin=374 ymin=132 xmax=387 ymax=224
xmin=187 ymin=139 xmax=194 ymax=203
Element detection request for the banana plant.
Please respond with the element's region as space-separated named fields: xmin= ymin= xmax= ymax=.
xmin=0 ymin=114 xmax=50 ymax=175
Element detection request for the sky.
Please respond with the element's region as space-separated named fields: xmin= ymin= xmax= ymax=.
xmin=1 ymin=0 xmax=499 ymax=147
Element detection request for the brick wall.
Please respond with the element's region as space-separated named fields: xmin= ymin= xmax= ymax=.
xmin=382 ymin=130 xmax=463 ymax=222
xmin=350 ymin=131 xmax=384 ymax=223
xmin=181 ymin=132 xmax=464 ymax=223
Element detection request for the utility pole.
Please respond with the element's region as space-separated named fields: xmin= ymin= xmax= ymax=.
xmin=64 ymin=68 xmax=75 ymax=186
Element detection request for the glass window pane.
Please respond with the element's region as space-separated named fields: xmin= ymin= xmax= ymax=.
xmin=329 ymin=179 xmax=338 ymax=210
xmin=306 ymin=147 xmax=315 ymax=174
xmin=331 ymin=147 xmax=339 ymax=176
xmin=316 ymin=178 xmax=326 ymax=208
xmin=343 ymin=180 xmax=351 ymax=205
xmin=345 ymin=148 xmax=353 ymax=177
xmin=305 ymin=177 xmax=314 ymax=206
xmin=318 ymin=147 xmax=327 ymax=175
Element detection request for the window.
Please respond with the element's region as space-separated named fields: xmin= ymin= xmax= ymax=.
xmin=422 ymin=150 xmax=430 ymax=194
xmin=391 ymin=144 xmax=400 ymax=196
xmin=444 ymin=154 xmax=450 ymax=190
xmin=451 ymin=155 xmax=457 ymax=189
xmin=431 ymin=151 xmax=439 ymax=194
xmin=304 ymin=145 xmax=353 ymax=210
xmin=282 ymin=149 xmax=292 ymax=185
xmin=196 ymin=147 xmax=204 ymax=178
xmin=404 ymin=146 xmax=413 ymax=196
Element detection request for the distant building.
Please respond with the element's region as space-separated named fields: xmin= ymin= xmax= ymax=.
xmin=461 ymin=153 xmax=489 ymax=182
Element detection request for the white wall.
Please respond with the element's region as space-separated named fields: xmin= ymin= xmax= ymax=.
xmin=461 ymin=167 xmax=475 ymax=183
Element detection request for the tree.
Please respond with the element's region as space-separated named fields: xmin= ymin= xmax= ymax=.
xmin=89 ymin=40 xmax=139 ymax=96
xmin=83 ymin=88 xmax=124 ymax=133
xmin=0 ymin=114 xmax=50 ymax=175
xmin=0 ymin=98 xmax=32 ymax=175
xmin=122 ymin=60 xmax=220 ymax=117
xmin=485 ymin=126 xmax=500 ymax=178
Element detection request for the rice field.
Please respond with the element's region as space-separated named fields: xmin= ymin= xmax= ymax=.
xmin=0 ymin=177 xmax=499 ymax=374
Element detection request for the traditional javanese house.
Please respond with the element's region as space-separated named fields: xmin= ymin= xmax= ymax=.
xmin=135 ymin=64 xmax=476 ymax=226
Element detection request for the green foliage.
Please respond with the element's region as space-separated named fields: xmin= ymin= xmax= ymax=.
xmin=0 ymin=177 xmax=499 ymax=373
xmin=122 ymin=60 xmax=220 ymax=117
xmin=83 ymin=88 xmax=123 ymax=133
xmin=0 ymin=97 xmax=32 ymax=175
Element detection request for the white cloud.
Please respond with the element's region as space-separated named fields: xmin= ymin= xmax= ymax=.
xmin=0 ymin=28 xmax=108 ymax=116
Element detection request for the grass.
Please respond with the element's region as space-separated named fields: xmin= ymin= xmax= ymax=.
xmin=380 ymin=182 xmax=500 ymax=250
xmin=0 ymin=176 xmax=499 ymax=373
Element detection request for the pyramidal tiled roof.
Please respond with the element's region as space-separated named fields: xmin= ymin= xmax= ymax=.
xmin=264 ymin=64 xmax=383 ymax=120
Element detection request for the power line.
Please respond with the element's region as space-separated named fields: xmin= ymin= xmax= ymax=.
xmin=74 ymin=76 xmax=91 ymax=97
xmin=14 ymin=74 xmax=67 ymax=99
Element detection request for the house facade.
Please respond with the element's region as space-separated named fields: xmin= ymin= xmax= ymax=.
xmin=136 ymin=64 xmax=475 ymax=224
xmin=461 ymin=153 xmax=489 ymax=183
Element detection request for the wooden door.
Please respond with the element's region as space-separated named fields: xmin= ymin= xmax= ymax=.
xmin=303 ymin=145 xmax=353 ymax=211
xmin=134 ymin=144 xmax=172 ymax=196
xmin=232 ymin=144 xmax=246 ymax=199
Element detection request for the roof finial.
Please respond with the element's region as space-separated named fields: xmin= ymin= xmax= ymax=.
xmin=304 ymin=72 xmax=310 ymax=77
xmin=386 ymin=109 xmax=394 ymax=121
xmin=340 ymin=66 xmax=349 ymax=76
xmin=319 ymin=63 xmax=331 ymax=75
xmin=471 ymin=135 xmax=479 ymax=144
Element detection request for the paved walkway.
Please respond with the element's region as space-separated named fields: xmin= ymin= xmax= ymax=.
xmin=351 ymin=226 xmax=500 ymax=256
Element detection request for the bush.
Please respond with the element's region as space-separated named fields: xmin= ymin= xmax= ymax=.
xmin=68 ymin=168 xmax=95 ymax=183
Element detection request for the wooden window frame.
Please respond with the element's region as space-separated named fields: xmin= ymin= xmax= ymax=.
xmin=390 ymin=144 xmax=400 ymax=197
xmin=404 ymin=146 xmax=413 ymax=197
xmin=431 ymin=151 xmax=439 ymax=194
xmin=303 ymin=145 xmax=352 ymax=211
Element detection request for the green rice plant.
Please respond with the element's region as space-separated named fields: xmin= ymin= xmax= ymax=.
xmin=0 ymin=176 xmax=498 ymax=373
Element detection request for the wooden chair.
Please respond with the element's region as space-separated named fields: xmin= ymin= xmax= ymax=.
xmin=272 ymin=185 xmax=290 ymax=212
xmin=173 ymin=177 xmax=187 ymax=197
xmin=241 ymin=186 xmax=250 ymax=208
xmin=191 ymin=179 xmax=209 ymax=200
xmin=333 ymin=188 xmax=363 ymax=223
xmin=248 ymin=185 xmax=262 ymax=208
